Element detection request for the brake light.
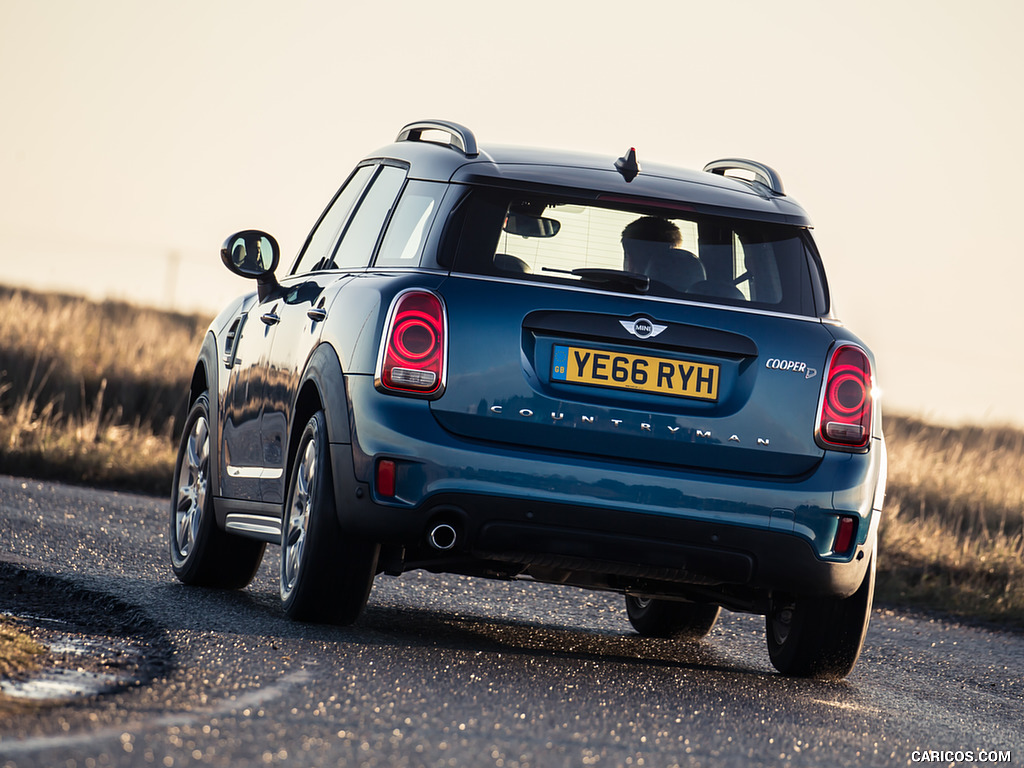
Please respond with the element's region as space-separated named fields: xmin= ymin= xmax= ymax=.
xmin=817 ymin=344 xmax=873 ymax=450
xmin=377 ymin=290 xmax=446 ymax=396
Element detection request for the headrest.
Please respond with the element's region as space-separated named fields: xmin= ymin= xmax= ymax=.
xmin=644 ymin=248 xmax=706 ymax=293
xmin=493 ymin=253 xmax=532 ymax=274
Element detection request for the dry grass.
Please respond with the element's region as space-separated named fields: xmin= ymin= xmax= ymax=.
xmin=0 ymin=618 xmax=45 ymax=715
xmin=879 ymin=415 xmax=1024 ymax=625
xmin=0 ymin=285 xmax=1022 ymax=626
xmin=0 ymin=618 xmax=43 ymax=678
xmin=0 ymin=285 xmax=208 ymax=494
xmin=884 ymin=415 xmax=1024 ymax=533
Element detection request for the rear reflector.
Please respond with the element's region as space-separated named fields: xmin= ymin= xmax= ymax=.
xmin=832 ymin=515 xmax=857 ymax=554
xmin=817 ymin=344 xmax=873 ymax=451
xmin=377 ymin=459 xmax=396 ymax=498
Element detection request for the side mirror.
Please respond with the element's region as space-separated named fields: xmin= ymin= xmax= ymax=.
xmin=221 ymin=230 xmax=280 ymax=277
xmin=221 ymin=230 xmax=281 ymax=300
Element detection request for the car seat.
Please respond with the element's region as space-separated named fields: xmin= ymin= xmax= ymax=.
xmin=645 ymin=248 xmax=706 ymax=294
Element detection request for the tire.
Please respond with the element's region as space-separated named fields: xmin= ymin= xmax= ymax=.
xmin=280 ymin=410 xmax=379 ymax=624
xmin=625 ymin=595 xmax=721 ymax=641
xmin=766 ymin=554 xmax=875 ymax=680
xmin=170 ymin=393 xmax=265 ymax=588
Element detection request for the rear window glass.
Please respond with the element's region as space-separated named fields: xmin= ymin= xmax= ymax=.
xmin=451 ymin=189 xmax=821 ymax=316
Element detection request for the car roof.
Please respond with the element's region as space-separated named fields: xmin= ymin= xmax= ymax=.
xmin=365 ymin=120 xmax=812 ymax=227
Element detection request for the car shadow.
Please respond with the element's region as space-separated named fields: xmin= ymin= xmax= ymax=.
xmin=146 ymin=576 xmax=845 ymax=690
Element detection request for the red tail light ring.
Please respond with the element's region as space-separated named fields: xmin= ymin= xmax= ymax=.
xmin=376 ymin=290 xmax=447 ymax=397
xmin=817 ymin=344 xmax=874 ymax=451
xmin=391 ymin=313 xmax=439 ymax=362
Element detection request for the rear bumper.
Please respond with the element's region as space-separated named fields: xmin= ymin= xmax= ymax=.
xmin=332 ymin=375 xmax=883 ymax=600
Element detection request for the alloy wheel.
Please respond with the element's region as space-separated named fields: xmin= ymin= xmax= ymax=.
xmin=282 ymin=437 xmax=317 ymax=596
xmin=174 ymin=414 xmax=209 ymax=559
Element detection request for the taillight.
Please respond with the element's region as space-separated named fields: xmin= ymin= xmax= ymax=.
xmin=817 ymin=344 xmax=873 ymax=451
xmin=376 ymin=290 xmax=446 ymax=397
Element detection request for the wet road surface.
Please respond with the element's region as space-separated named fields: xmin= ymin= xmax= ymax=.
xmin=0 ymin=475 xmax=1021 ymax=767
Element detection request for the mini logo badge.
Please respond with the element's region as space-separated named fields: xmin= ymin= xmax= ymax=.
xmin=620 ymin=317 xmax=667 ymax=339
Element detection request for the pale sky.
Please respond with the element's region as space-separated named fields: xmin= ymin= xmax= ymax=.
xmin=1 ymin=0 xmax=1022 ymax=427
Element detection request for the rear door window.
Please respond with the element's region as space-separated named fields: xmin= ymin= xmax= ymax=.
xmin=292 ymin=164 xmax=374 ymax=275
xmin=331 ymin=164 xmax=408 ymax=270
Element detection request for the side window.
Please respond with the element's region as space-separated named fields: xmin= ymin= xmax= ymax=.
xmin=292 ymin=164 xmax=374 ymax=275
xmin=331 ymin=165 xmax=407 ymax=270
xmin=374 ymin=181 xmax=446 ymax=267
xmin=740 ymin=239 xmax=783 ymax=304
xmin=733 ymin=234 xmax=751 ymax=300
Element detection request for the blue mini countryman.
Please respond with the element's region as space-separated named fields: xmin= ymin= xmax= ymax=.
xmin=170 ymin=120 xmax=885 ymax=679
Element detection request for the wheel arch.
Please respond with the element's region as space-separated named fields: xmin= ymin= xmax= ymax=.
xmin=287 ymin=343 xmax=351 ymax=492
xmin=189 ymin=359 xmax=209 ymax=410
xmin=190 ymin=332 xmax=222 ymax=496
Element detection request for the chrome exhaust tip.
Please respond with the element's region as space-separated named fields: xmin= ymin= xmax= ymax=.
xmin=428 ymin=523 xmax=457 ymax=551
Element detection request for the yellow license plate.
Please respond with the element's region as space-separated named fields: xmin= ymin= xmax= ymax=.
xmin=551 ymin=345 xmax=720 ymax=401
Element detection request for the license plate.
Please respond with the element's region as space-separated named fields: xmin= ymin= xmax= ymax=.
xmin=551 ymin=345 xmax=720 ymax=401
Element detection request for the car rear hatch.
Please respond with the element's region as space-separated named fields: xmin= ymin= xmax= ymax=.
xmin=425 ymin=182 xmax=836 ymax=477
xmin=430 ymin=277 xmax=833 ymax=477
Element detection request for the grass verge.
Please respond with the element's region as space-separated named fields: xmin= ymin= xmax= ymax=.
xmin=0 ymin=285 xmax=205 ymax=495
xmin=877 ymin=415 xmax=1024 ymax=627
xmin=0 ymin=619 xmax=44 ymax=678
xmin=0 ymin=618 xmax=45 ymax=715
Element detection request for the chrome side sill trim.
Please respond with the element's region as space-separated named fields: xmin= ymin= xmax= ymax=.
xmin=226 ymin=465 xmax=284 ymax=480
xmin=226 ymin=513 xmax=282 ymax=543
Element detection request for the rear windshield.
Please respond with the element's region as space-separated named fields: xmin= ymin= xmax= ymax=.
xmin=450 ymin=189 xmax=825 ymax=316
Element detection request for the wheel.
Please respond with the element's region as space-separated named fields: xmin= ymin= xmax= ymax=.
xmin=170 ymin=393 xmax=265 ymax=588
xmin=625 ymin=595 xmax=721 ymax=641
xmin=766 ymin=554 xmax=875 ymax=680
xmin=280 ymin=410 xmax=379 ymax=624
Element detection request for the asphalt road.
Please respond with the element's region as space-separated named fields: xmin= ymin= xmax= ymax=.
xmin=0 ymin=474 xmax=1021 ymax=768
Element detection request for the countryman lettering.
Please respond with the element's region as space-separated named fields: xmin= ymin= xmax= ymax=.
xmin=482 ymin=403 xmax=773 ymax=445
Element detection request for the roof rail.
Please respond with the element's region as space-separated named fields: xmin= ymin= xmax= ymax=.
xmin=703 ymin=158 xmax=785 ymax=196
xmin=396 ymin=120 xmax=479 ymax=157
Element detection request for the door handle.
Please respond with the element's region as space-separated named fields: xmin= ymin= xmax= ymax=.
xmin=260 ymin=311 xmax=280 ymax=326
xmin=307 ymin=307 xmax=327 ymax=322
